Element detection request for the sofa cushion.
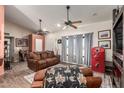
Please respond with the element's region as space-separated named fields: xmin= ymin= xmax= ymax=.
xmin=28 ymin=59 xmax=39 ymax=63
xmin=46 ymin=58 xmax=53 ymax=62
xmin=46 ymin=57 xmax=58 ymax=63
xmin=38 ymin=60 xmax=46 ymax=65
xmin=41 ymin=52 xmax=48 ymax=59
xmin=47 ymin=51 xmax=55 ymax=58
xmin=29 ymin=52 xmax=40 ymax=60
xmin=34 ymin=69 xmax=47 ymax=81
xmin=51 ymin=57 xmax=58 ymax=62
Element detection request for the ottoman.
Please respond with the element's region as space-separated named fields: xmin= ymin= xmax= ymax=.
xmin=31 ymin=67 xmax=102 ymax=88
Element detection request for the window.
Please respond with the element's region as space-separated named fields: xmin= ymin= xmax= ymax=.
xmin=73 ymin=37 xmax=76 ymax=62
xmin=66 ymin=37 xmax=69 ymax=61
xmin=64 ymin=35 xmax=85 ymax=64
xmin=73 ymin=37 xmax=76 ymax=56
xmin=82 ymin=35 xmax=85 ymax=64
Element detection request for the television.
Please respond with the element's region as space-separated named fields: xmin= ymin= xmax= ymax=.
xmin=113 ymin=14 xmax=123 ymax=54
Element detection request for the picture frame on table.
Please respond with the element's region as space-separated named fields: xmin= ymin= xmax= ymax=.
xmin=98 ymin=40 xmax=111 ymax=49
xmin=16 ymin=38 xmax=28 ymax=47
xmin=98 ymin=30 xmax=111 ymax=39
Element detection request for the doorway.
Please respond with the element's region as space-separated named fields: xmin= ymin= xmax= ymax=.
xmin=4 ymin=36 xmax=14 ymax=69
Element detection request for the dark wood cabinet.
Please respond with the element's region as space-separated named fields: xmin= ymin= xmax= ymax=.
xmin=112 ymin=6 xmax=124 ymax=88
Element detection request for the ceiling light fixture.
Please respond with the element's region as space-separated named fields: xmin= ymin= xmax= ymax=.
xmin=36 ymin=19 xmax=49 ymax=35
xmin=57 ymin=23 xmax=61 ymax=27
xmin=43 ymin=28 xmax=47 ymax=31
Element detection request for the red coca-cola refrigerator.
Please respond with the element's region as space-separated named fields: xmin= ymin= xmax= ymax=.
xmin=91 ymin=47 xmax=105 ymax=73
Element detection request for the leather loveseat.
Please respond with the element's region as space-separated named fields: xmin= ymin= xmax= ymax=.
xmin=31 ymin=67 xmax=102 ymax=88
xmin=27 ymin=51 xmax=60 ymax=71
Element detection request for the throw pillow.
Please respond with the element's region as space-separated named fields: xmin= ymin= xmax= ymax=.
xmin=41 ymin=52 xmax=48 ymax=59
xmin=47 ymin=51 xmax=55 ymax=58
xmin=29 ymin=52 xmax=40 ymax=60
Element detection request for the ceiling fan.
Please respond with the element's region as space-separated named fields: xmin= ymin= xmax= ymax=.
xmin=63 ymin=5 xmax=82 ymax=29
xmin=36 ymin=19 xmax=49 ymax=35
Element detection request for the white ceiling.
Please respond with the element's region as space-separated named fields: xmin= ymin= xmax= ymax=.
xmin=5 ymin=5 xmax=117 ymax=32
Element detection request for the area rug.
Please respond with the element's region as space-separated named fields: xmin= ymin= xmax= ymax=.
xmin=24 ymin=73 xmax=35 ymax=84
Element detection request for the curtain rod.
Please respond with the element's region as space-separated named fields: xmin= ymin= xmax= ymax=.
xmin=61 ymin=32 xmax=94 ymax=38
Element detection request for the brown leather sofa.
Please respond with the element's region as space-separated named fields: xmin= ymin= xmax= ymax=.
xmin=27 ymin=51 xmax=60 ymax=71
xmin=31 ymin=67 xmax=102 ymax=88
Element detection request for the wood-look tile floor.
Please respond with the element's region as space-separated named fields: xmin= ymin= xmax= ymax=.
xmin=0 ymin=62 xmax=34 ymax=88
xmin=0 ymin=62 xmax=112 ymax=88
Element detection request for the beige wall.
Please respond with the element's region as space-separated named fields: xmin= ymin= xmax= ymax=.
xmin=45 ymin=20 xmax=113 ymax=61
xmin=5 ymin=20 xmax=33 ymax=62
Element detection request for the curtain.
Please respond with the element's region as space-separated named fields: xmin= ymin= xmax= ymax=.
xmin=75 ymin=35 xmax=83 ymax=64
xmin=62 ymin=36 xmax=67 ymax=61
xmin=84 ymin=33 xmax=93 ymax=67
xmin=61 ymin=33 xmax=93 ymax=66
xmin=68 ymin=36 xmax=74 ymax=62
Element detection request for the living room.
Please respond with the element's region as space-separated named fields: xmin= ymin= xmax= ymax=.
xmin=0 ymin=3 xmax=124 ymax=89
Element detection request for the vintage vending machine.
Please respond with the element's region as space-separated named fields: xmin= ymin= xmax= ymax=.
xmin=91 ymin=47 xmax=105 ymax=73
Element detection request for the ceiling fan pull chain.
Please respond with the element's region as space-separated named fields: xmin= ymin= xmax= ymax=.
xmin=67 ymin=5 xmax=70 ymax=21
xmin=39 ymin=19 xmax=42 ymax=31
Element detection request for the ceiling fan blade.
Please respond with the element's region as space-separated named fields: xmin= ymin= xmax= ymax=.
xmin=63 ymin=26 xmax=67 ymax=30
xmin=36 ymin=32 xmax=44 ymax=35
xmin=69 ymin=24 xmax=77 ymax=29
xmin=71 ymin=20 xmax=82 ymax=24
xmin=44 ymin=31 xmax=49 ymax=33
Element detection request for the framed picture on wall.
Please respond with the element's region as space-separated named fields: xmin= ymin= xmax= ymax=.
xmin=16 ymin=38 xmax=28 ymax=47
xmin=98 ymin=30 xmax=111 ymax=39
xmin=98 ymin=40 xmax=111 ymax=49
